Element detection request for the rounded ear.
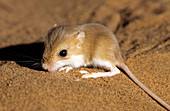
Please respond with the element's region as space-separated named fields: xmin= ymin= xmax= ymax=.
xmin=76 ymin=31 xmax=85 ymax=48
xmin=76 ymin=31 xmax=85 ymax=43
xmin=53 ymin=24 xmax=57 ymax=27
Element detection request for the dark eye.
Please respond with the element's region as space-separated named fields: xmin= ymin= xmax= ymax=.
xmin=59 ymin=49 xmax=67 ymax=57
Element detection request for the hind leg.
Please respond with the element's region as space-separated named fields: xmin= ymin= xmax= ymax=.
xmin=81 ymin=66 xmax=120 ymax=78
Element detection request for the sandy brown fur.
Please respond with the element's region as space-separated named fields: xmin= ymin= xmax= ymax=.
xmin=77 ymin=24 xmax=124 ymax=67
xmin=42 ymin=23 xmax=170 ymax=110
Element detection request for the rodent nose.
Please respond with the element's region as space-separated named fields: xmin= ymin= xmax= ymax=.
xmin=42 ymin=63 xmax=48 ymax=70
xmin=41 ymin=62 xmax=56 ymax=72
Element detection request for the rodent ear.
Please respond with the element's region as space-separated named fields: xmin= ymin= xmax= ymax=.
xmin=76 ymin=31 xmax=85 ymax=48
xmin=53 ymin=24 xmax=57 ymax=27
xmin=76 ymin=31 xmax=85 ymax=42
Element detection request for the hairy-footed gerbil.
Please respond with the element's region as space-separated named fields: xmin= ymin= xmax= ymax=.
xmin=42 ymin=23 xmax=170 ymax=110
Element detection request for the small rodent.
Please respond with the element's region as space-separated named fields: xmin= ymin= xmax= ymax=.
xmin=42 ymin=23 xmax=170 ymax=110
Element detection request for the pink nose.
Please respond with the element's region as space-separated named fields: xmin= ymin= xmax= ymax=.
xmin=42 ymin=63 xmax=56 ymax=72
xmin=41 ymin=59 xmax=47 ymax=70
xmin=41 ymin=59 xmax=50 ymax=70
xmin=42 ymin=63 xmax=48 ymax=70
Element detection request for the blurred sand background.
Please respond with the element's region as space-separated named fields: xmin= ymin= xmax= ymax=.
xmin=0 ymin=0 xmax=170 ymax=110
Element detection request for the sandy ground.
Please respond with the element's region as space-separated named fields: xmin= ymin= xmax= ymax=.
xmin=0 ymin=0 xmax=170 ymax=110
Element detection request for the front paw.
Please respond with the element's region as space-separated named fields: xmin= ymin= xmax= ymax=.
xmin=58 ymin=66 xmax=73 ymax=73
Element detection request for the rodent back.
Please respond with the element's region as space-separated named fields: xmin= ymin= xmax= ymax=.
xmin=80 ymin=23 xmax=124 ymax=64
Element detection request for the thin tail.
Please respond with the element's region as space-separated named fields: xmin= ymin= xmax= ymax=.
xmin=119 ymin=64 xmax=170 ymax=110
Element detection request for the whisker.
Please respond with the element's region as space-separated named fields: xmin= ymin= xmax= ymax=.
xmin=18 ymin=62 xmax=42 ymax=68
xmin=31 ymin=62 xmax=41 ymax=66
xmin=18 ymin=62 xmax=35 ymax=65
xmin=17 ymin=60 xmax=38 ymax=63
xmin=32 ymin=65 xmax=41 ymax=68
xmin=16 ymin=54 xmax=40 ymax=61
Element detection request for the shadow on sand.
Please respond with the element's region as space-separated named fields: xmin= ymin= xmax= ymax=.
xmin=0 ymin=42 xmax=45 ymax=71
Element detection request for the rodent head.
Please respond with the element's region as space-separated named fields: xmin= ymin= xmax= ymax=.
xmin=42 ymin=25 xmax=85 ymax=72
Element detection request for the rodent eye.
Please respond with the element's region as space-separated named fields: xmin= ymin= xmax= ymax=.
xmin=59 ymin=49 xmax=67 ymax=57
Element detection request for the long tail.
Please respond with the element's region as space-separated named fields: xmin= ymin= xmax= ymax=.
xmin=119 ymin=64 xmax=170 ymax=110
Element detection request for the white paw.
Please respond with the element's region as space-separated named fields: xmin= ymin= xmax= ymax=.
xmin=58 ymin=66 xmax=73 ymax=73
xmin=82 ymin=72 xmax=118 ymax=78
xmin=65 ymin=67 xmax=73 ymax=73
xmin=82 ymin=67 xmax=120 ymax=79
xmin=58 ymin=67 xmax=67 ymax=72
xmin=111 ymin=67 xmax=120 ymax=74
xmin=82 ymin=74 xmax=93 ymax=78
xmin=82 ymin=72 xmax=110 ymax=78
xmin=79 ymin=70 xmax=89 ymax=74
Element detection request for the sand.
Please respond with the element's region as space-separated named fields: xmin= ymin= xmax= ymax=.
xmin=0 ymin=0 xmax=169 ymax=110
